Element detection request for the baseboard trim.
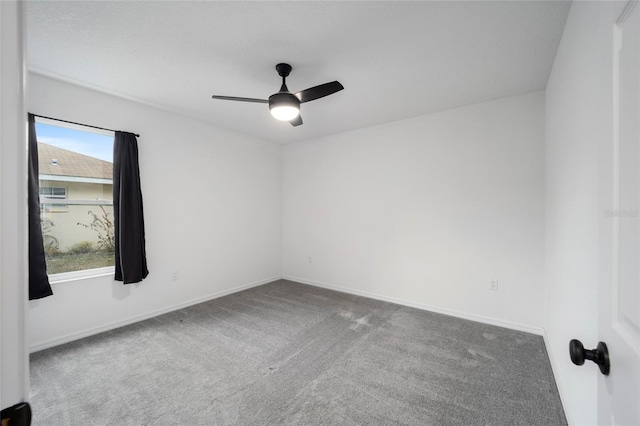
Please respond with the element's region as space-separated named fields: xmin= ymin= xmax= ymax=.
xmin=31 ymin=274 xmax=543 ymax=350
xmin=29 ymin=276 xmax=280 ymax=353
xmin=283 ymin=275 xmax=543 ymax=336
xmin=541 ymin=329 xmax=573 ymax=425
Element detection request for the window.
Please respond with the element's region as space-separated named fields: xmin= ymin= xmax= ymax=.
xmin=39 ymin=186 xmax=67 ymax=199
xmin=36 ymin=119 xmax=115 ymax=279
xmin=39 ymin=186 xmax=68 ymax=211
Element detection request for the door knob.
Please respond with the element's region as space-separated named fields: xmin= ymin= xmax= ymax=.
xmin=569 ymin=339 xmax=610 ymax=375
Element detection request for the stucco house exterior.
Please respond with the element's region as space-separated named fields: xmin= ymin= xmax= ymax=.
xmin=38 ymin=142 xmax=113 ymax=252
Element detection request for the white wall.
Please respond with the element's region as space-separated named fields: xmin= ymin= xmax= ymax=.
xmin=1 ymin=0 xmax=29 ymax=408
xmin=27 ymin=73 xmax=282 ymax=351
xmin=544 ymin=2 xmax=623 ymax=425
xmin=283 ymin=92 xmax=546 ymax=332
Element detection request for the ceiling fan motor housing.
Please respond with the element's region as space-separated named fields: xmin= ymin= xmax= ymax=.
xmin=268 ymin=92 xmax=300 ymax=109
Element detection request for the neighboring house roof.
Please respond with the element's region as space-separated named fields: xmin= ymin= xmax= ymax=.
xmin=38 ymin=142 xmax=112 ymax=180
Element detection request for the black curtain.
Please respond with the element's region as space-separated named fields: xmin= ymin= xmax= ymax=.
xmin=28 ymin=114 xmax=53 ymax=300
xmin=113 ymin=131 xmax=149 ymax=284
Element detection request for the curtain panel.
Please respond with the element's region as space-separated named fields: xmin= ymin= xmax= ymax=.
xmin=28 ymin=113 xmax=53 ymax=300
xmin=113 ymin=131 xmax=149 ymax=284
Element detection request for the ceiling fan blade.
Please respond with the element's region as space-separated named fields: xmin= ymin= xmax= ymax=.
xmin=289 ymin=115 xmax=303 ymax=127
xmin=295 ymin=81 xmax=344 ymax=103
xmin=211 ymin=95 xmax=268 ymax=104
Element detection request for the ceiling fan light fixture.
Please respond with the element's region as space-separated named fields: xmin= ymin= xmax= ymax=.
xmin=269 ymin=93 xmax=300 ymax=121
xmin=270 ymin=105 xmax=299 ymax=121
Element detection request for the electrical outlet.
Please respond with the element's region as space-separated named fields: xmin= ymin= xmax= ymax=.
xmin=171 ymin=270 xmax=179 ymax=281
xmin=489 ymin=279 xmax=499 ymax=291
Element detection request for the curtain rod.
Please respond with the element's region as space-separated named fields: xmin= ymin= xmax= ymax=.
xmin=31 ymin=113 xmax=140 ymax=138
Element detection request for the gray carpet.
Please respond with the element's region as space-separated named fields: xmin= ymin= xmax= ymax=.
xmin=30 ymin=279 xmax=566 ymax=425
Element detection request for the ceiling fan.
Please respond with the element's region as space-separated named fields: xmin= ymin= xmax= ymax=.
xmin=211 ymin=63 xmax=344 ymax=127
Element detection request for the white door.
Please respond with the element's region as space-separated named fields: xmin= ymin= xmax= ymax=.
xmin=599 ymin=1 xmax=640 ymax=424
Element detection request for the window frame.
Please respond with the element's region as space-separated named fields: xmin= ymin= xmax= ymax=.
xmin=35 ymin=117 xmax=116 ymax=283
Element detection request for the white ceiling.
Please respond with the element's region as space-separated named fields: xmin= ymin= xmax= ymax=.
xmin=27 ymin=1 xmax=571 ymax=144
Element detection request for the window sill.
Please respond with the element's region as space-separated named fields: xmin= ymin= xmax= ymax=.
xmin=49 ymin=266 xmax=115 ymax=285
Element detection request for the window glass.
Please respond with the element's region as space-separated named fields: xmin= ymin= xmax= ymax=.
xmin=36 ymin=121 xmax=115 ymax=277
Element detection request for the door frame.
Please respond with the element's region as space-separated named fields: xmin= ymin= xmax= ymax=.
xmin=0 ymin=0 xmax=29 ymax=410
